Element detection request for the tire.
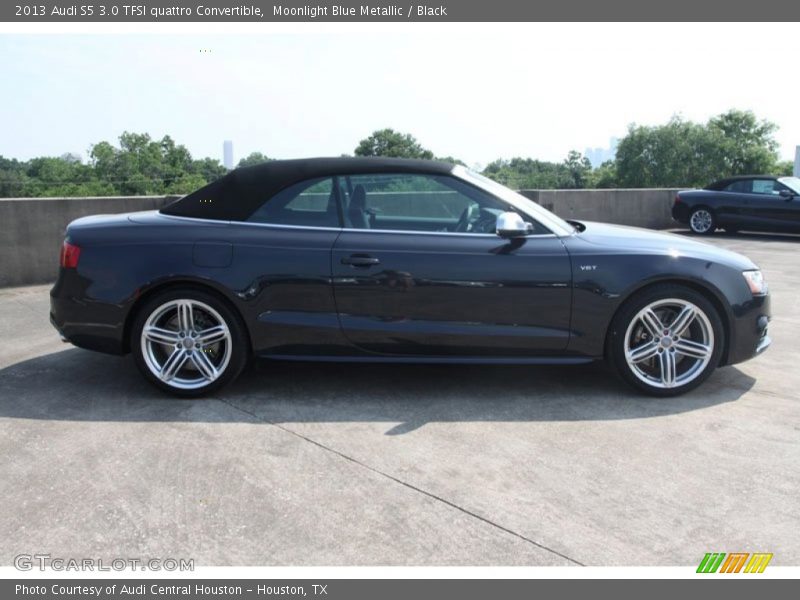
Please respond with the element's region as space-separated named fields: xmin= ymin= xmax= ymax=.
xmin=131 ymin=288 xmax=249 ymax=397
xmin=689 ymin=207 xmax=715 ymax=234
xmin=607 ymin=284 xmax=724 ymax=397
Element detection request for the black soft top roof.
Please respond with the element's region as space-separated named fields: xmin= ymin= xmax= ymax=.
xmin=705 ymin=174 xmax=779 ymax=191
xmin=161 ymin=156 xmax=456 ymax=221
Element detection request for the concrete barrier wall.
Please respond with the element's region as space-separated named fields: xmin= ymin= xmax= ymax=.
xmin=0 ymin=189 xmax=680 ymax=288
xmin=519 ymin=188 xmax=680 ymax=230
xmin=0 ymin=196 xmax=176 ymax=288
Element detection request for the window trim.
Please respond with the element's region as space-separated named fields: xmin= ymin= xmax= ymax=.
xmin=160 ymin=213 xmax=559 ymax=239
xmin=333 ymin=170 xmax=557 ymax=237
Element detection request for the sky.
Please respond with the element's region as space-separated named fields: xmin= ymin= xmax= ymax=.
xmin=0 ymin=23 xmax=798 ymax=169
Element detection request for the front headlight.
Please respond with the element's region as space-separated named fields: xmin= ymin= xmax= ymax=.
xmin=742 ymin=270 xmax=768 ymax=296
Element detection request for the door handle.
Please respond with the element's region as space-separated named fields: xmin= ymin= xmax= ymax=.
xmin=341 ymin=255 xmax=380 ymax=267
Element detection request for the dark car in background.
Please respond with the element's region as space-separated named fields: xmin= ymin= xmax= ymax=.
xmin=51 ymin=157 xmax=771 ymax=398
xmin=673 ymin=175 xmax=800 ymax=234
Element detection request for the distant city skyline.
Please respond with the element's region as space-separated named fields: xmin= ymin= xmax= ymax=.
xmin=584 ymin=138 xmax=619 ymax=168
xmin=0 ymin=26 xmax=797 ymax=167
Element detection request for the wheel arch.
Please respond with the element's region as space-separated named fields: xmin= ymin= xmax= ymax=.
xmin=122 ymin=277 xmax=252 ymax=355
xmin=604 ymin=277 xmax=732 ymax=365
xmin=689 ymin=203 xmax=715 ymax=215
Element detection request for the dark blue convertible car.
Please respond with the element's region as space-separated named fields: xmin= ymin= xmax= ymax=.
xmin=673 ymin=175 xmax=800 ymax=234
xmin=51 ymin=158 xmax=771 ymax=398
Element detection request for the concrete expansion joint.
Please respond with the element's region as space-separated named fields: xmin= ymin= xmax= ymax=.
xmin=214 ymin=396 xmax=585 ymax=567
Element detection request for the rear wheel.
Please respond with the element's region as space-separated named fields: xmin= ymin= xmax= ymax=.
xmin=689 ymin=207 xmax=715 ymax=234
xmin=608 ymin=285 xmax=724 ymax=397
xmin=132 ymin=288 xmax=248 ymax=397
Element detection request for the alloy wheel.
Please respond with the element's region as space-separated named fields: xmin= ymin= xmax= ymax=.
xmin=690 ymin=209 xmax=713 ymax=234
xmin=140 ymin=299 xmax=232 ymax=390
xmin=623 ymin=298 xmax=714 ymax=389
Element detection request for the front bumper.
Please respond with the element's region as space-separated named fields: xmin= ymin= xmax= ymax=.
xmin=725 ymin=293 xmax=771 ymax=366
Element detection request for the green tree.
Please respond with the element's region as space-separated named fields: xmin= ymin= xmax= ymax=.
xmin=707 ymin=109 xmax=780 ymax=175
xmin=25 ymin=156 xmax=111 ymax=197
xmin=191 ymin=157 xmax=227 ymax=182
xmin=0 ymin=156 xmax=31 ymax=197
xmin=434 ymin=155 xmax=466 ymax=166
xmin=586 ymin=160 xmax=618 ymax=188
xmin=614 ymin=110 xmax=784 ymax=188
xmin=354 ymin=129 xmax=434 ymax=160
xmin=482 ymin=152 xmax=593 ymax=190
xmin=87 ymin=132 xmax=211 ymax=195
xmin=237 ymin=152 xmax=272 ymax=168
xmin=482 ymin=158 xmax=562 ymax=189
xmin=562 ymin=150 xmax=592 ymax=189
xmin=165 ymin=173 xmax=209 ymax=195
xmin=774 ymin=160 xmax=794 ymax=176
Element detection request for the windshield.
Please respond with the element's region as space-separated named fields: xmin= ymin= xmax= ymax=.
xmin=452 ymin=166 xmax=575 ymax=236
xmin=778 ymin=176 xmax=800 ymax=195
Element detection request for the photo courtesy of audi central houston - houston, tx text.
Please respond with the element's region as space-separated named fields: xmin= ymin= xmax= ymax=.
xmin=0 ymin=7 xmax=798 ymax=595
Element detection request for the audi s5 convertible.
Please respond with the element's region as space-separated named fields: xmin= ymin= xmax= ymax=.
xmin=673 ymin=175 xmax=800 ymax=235
xmin=50 ymin=158 xmax=772 ymax=397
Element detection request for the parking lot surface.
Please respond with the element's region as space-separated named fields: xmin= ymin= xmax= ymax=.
xmin=1 ymin=232 xmax=798 ymax=566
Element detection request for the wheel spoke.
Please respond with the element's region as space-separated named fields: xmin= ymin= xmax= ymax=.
xmin=641 ymin=309 xmax=664 ymax=337
xmin=659 ymin=350 xmax=677 ymax=387
xmin=160 ymin=348 xmax=188 ymax=382
xmin=674 ymin=338 xmax=712 ymax=359
xmin=190 ymin=350 xmax=218 ymax=381
xmin=670 ymin=305 xmax=696 ymax=336
xmin=627 ymin=341 xmax=659 ymax=363
xmin=177 ymin=301 xmax=194 ymax=333
xmin=195 ymin=324 xmax=228 ymax=345
xmin=143 ymin=326 xmax=180 ymax=345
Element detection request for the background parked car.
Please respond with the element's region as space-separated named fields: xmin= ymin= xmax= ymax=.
xmin=673 ymin=175 xmax=800 ymax=234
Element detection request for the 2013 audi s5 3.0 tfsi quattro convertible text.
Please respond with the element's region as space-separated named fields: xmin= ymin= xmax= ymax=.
xmin=50 ymin=158 xmax=772 ymax=397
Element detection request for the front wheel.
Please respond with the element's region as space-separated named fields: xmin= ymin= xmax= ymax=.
xmin=132 ymin=288 xmax=248 ymax=397
xmin=608 ymin=285 xmax=724 ymax=397
xmin=689 ymin=207 xmax=715 ymax=234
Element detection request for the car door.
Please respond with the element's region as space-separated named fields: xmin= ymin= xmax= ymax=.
xmin=741 ymin=178 xmax=795 ymax=230
xmin=331 ymin=172 xmax=572 ymax=357
xmin=781 ymin=179 xmax=800 ymax=229
xmin=714 ymin=179 xmax=752 ymax=227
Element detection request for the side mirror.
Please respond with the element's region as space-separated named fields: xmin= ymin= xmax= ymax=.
xmin=496 ymin=212 xmax=533 ymax=237
xmin=779 ymin=189 xmax=794 ymax=201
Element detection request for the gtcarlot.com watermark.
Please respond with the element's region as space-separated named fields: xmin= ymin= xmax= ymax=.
xmin=14 ymin=553 xmax=194 ymax=572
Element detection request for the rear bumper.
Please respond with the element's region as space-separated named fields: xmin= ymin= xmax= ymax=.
xmin=50 ymin=268 xmax=128 ymax=355
xmin=672 ymin=203 xmax=690 ymax=223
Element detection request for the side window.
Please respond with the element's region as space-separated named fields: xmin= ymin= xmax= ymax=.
xmin=341 ymin=173 xmax=548 ymax=235
xmin=751 ymin=179 xmax=780 ymax=196
xmin=248 ymin=177 xmax=339 ymax=227
xmin=724 ymin=180 xmax=752 ymax=193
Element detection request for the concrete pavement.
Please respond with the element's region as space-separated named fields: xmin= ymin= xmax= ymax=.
xmin=0 ymin=232 xmax=797 ymax=566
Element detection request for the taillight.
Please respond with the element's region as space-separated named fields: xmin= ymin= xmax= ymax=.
xmin=60 ymin=240 xmax=81 ymax=269
xmin=674 ymin=194 xmax=682 ymax=205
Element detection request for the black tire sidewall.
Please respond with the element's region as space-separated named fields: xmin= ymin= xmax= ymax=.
xmin=608 ymin=284 xmax=725 ymax=397
xmin=131 ymin=288 xmax=248 ymax=397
